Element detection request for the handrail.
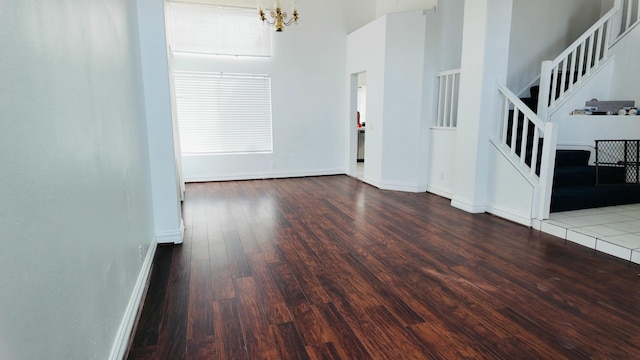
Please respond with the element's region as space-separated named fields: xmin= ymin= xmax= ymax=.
xmin=498 ymin=84 xmax=544 ymax=129
xmin=550 ymin=5 xmax=619 ymax=68
xmin=515 ymin=74 xmax=540 ymax=98
xmin=497 ymin=84 xmax=545 ymax=178
xmin=621 ymin=0 xmax=640 ymax=37
xmin=436 ymin=68 xmax=462 ymax=77
xmin=496 ymin=84 xmax=557 ymax=220
xmin=537 ymin=1 xmax=621 ymax=121
xmin=612 ymin=0 xmax=640 ymax=45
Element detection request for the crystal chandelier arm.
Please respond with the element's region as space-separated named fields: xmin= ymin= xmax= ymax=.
xmin=282 ymin=10 xmax=299 ymax=26
xmin=259 ymin=9 xmax=275 ymax=26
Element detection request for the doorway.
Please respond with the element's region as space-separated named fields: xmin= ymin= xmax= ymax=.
xmin=353 ymin=72 xmax=367 ymax=179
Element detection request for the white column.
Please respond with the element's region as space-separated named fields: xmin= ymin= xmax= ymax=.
xmin=136 ymin=0 xmax=184 ymax=244
xmin=451 ymin=0 xmax=513 ymax=213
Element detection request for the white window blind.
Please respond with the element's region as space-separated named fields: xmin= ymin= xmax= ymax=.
xmin=167 ymin=3 xmax=271 ymax=57
xmin=174 ymin=71 xmax=273 ymax=155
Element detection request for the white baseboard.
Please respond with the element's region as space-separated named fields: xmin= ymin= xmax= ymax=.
xmin=425 ymin=185 xmax=453 ymax=199
xmin=451 ymin=196 xmax=486 ymax=213
xmin=184 ymin=169 xmax=345 ymax=183
xmin=108 ymin=240 xmax=158 ymax=360
xmin=156 ymin=219 xmax=184 ymax=244
xmin=485 ymin=203 xmax=532 ymax=227
xmin=359 ymin=177 xmax=428 ymax=193
xmin=378 ymin=181 xmax=428 ymax=193
xmin=360 ymin=177 xmax=382 ymax=189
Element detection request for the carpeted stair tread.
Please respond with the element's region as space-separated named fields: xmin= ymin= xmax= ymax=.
xmin=555 ymin=150 xmax=590 ymax=167
xmin=520 ymin=97 xmax=538 ymax=112
xmin=553 ymin=166 xmax=626 ymax=187
xmin=550 ymin=184 xmax=640 ymax=212
xmin=553 ymin=166 xmax=596 ymax=187
xmin=512 ymin=85 xmax=640 ymax=213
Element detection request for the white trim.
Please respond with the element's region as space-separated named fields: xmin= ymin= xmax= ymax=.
xmin=485 ymin=203 xmax=532 ymax=227
xmin=358 ymin=177 xmax=428 ymax=193
xmin=359 ymin=177 xmax=383 ymax=190
xmin=184 ymin=169 xmax=345 ymax=183
xmin=451 ymin=196 xmax=486 ymax=213
xmin=378 ymin=181 xmax=428 ymax=193
xmin=610 ymin=17 xmax=640 ymax=48
xmin=425 ymin=185 xmax=453 ymax=200
xmin=531 ymin=218 xmax=542 ymax=230
xmin=156 ymin=220 xmax=185 ymax=244
xmin=489 ymin=140 xmax=539 ymax=187
xmin=108 ymin=240 xmax=158 ymax=360
xmin=436 ymin=68 xmax=462 ymax=77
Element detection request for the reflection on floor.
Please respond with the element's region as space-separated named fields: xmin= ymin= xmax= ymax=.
xmin=533 ymin=204 xmax=640 ymax=264
xmin=356 ymin=162 xmax=364 ymax=179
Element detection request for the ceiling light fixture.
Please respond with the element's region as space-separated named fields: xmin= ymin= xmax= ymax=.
xmin=257 ymin=0 xmax=299 ymax=32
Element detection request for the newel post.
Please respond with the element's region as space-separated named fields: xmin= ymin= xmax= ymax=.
xmin=534 ymin=121 xmax=558 ymax=220
xmin=536 ymin=60 xmax=553 ymax=123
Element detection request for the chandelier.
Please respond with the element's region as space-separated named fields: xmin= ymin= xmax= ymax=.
xmin=257 ymin=0 xmax=299 ymax=32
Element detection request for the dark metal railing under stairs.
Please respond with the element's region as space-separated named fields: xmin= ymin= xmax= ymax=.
xmin=596 ymin=140 xmax=640 ymax=185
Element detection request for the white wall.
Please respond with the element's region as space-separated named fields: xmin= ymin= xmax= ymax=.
xmin=453 ymin=0 xmax=513 ymax=213
xmin=421 ymin=0 xmax=464 ymax=197
xmin=427 ymin=129 xmax=457 ymax=198
xmin=421 ymin=0 xmax=464 ymax=195
xmin=176 ymin=0 xmax=348 ymax=181
xmin=549 ymin=23 xmax=640 ymax=147
xmin=346 ymin=2 xmax=464 ymax=193
xmin=0 ymin=0 xmax=155 ymax=359
xmin=376 ymin=0 xmax=437 ymax=17
xmin=609 ymin=22 xmax=640 ymax=102
xmin=435 ymin=0 xmax=465 ymax=70
xmin=549 ymin=60 xmax=615 ymax=124
xmin=183 ymin=0 xmax=255 ymax=7
xmin=555 ymin=114 xmax=640 ymax=169
xmin=347 ymin=11 xmax=430 ymax=191
xmin=345 ymin=0 xmax=378 ymax=33
xmin=380 ymin=11 xmax=428 ymax=191
xmin=486 ymin=146 xmax=535 ymax=226
xmin=557 ymin=115 xmax=640 ymax=147
xmin=346 ymin=17 xmax=387 ymax=184
xmin=507 ymin=0 xmax=604 ymax=93
xmin=185 ymin=0 xmax=378 ymax=34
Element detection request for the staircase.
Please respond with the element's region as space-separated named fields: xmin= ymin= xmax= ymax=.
xmin=510 ymin=82 xmax=640 ymax=213
xmin=496 ymin=0 xmax=640 ymax=218
xmin=505 ymin=85 xmax=542 ymax=173
xmin=551 ymin=150 xmax=640 ymax=212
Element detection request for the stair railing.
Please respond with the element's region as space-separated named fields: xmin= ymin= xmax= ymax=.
xmin=496 ymin=84 xmax=557 ymax=220
xmin=537 ymin=1 xmax=622 ymax=122
xmin=435 ymin=68 xmax=461 ymax=128
xmin=616 ymin=0 xmax=640 ymax=41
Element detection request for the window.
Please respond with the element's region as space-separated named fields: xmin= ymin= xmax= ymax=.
xmin=167 ymin=2 xmax=271 ymax=57
xmin=173 ymin=71 xmax=273 ymax=155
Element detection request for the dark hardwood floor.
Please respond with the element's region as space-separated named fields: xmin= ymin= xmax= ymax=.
xmin=127 ymin=175 xmax=640 ymax=359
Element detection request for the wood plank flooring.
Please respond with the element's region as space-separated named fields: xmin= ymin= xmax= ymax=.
xmin=127 ymin=175 xmax=640 ymax=359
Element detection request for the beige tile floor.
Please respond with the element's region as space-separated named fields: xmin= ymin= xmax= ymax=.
xmin=532 ymin=203 xmax=640 ymax=264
